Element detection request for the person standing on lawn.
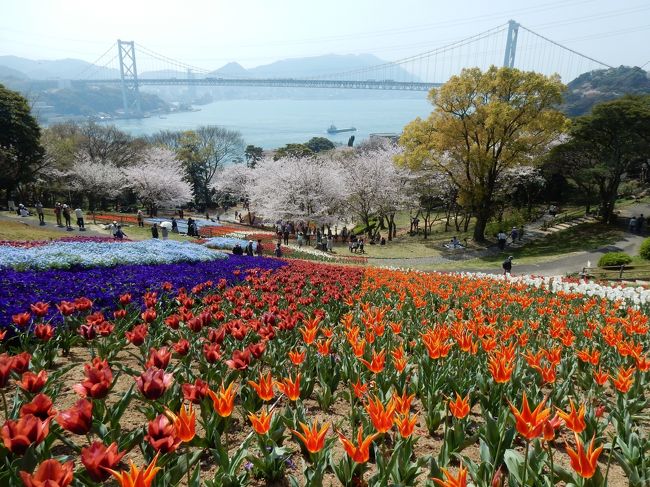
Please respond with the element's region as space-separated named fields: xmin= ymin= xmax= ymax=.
xmin=137 ymin=210 xmax=144 ymax=228
xmin=75 ymin=208 xmax=85 ymax=231
xmin=35 ymin=201 xmax=45 ymax=225
xmin=502 ymin=256 xmax=513 ymax=275
xmin=161 ymin=225 xmax=169 ymax=240
xmin=151 ymin=223 xmax=159 ymax=239
xmin=54 ymin=202 xmax=63 ymax=227
xmin=255 ymin=239 xmax=264 ymax=256
xmin=62 ymin=205 xmax=72 ymax=230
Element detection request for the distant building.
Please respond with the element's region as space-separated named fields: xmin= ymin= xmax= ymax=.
xmin=369 ymin=133 xmax=400 ymax=144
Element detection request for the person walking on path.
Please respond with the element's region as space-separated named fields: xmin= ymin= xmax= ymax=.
xmin=255 ymin=239 xmax=264 ymax=256
xmin=497 ymin=230 xmax=507 ymax=250
xmin=35 ymin=202 xmax=45 ymax=225
xmin=151 ymin=223 xmax=159 ymax=239
xmin=62 ymin=205 xmax=72 ymax=230
xmin=326 ymin=236 xmax=333 ymax=252
xmin=171 ymin=217 xmax=178 ymax=233
xmin=510 ymin=227 xmax=518 ymax=244
xmin=297 ymin=232 xmax=304 ymax=248
xmin=232 ymin=242 xmax=244 ymax=255
xmin=502 ymin=256 xmax=514 ymax=275
xmin=629 ymin=217 xmax=637 ymax=233
xmin=518 ymin=225 xmax=524 ymax=241
xmin=161 ymin=225 xmax=169 ymax=240
xmin=137 ymin=210 xmax=144 ymax=228
xmin=54 ymin=203 xmax=63 ymax=227
xmin=274 ymin=243 xmax=283 ymax=257
xmin=75 ymin=208 xmax=85 ymax=231
xmin=283 ymin=228 xmax=290 ymax=245
xmin=636 ymin=214 xmax=645 ymax=234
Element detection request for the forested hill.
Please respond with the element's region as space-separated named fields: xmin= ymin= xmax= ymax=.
xmin=562 ymin=66 xmax=650 ymax=117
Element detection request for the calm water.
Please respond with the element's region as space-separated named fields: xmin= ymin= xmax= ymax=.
xmin=107 ymin=96 xmax=432 ymax=149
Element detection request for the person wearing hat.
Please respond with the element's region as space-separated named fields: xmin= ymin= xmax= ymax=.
xmin=502 ymin=256 xmax=514 ymax=275
xmin=137 ymin=210 xmax=144 ymax=227
xmin=62 ymin=205 xmax=72 ymax=230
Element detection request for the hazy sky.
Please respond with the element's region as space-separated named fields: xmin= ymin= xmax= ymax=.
xmin=2 ymin=0 xmax=649 ymax=70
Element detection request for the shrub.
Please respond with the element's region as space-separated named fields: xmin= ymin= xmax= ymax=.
xmin=598 ymin=252 xmax=632 ymax=267
xmin=640 ymin=238 xmax=650 ymax=260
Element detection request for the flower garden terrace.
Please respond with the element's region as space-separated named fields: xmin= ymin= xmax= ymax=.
xmin=0 ymin=257 xmax=649 ymax=486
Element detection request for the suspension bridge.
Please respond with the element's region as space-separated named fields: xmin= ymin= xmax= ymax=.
xmin=72 ymin=20 xmax=613 ymax=117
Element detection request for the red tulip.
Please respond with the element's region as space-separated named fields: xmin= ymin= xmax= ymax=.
xmin=20 ymin=393 xmax=56 ymax=420
xmin=78 ymin=323 xmax=96 ymax=340
xmin=81 ymin=441 xmax=126 ymax=482
xmin=164 ymin=314 xmax=180 ymax=329
xmin=145 ymin=414 xmax=182 ymax=453
xmin=126 ymin=324 xmax=148 ymax=346
xmin=17 ymin=370 xmax=48 ymax=393
xmin=12 ymin=312 xmax=31 ymax=327
xmin=73 ymin=358 xmax=113 ymax=399
xmin=172 ymin=339 xmax=190 ymax=356
xmin=145 ymin=347 xmax=171 ymax=369
xmin=203 ymin=342 xmax=222 ymax=363
xmin=119 ymin=293 xmax=132 ymax=305
xmin=29 ymin=302 xmax=50 ymax=318
xmin=226 ymin=349 xmax=251 ymax=370
xmin=136 ymin=367 xmax=172 ymax=400
xmin=113 ymin=309 xmax=127 ymax=320
xmin=20 ymin=459 xmax=74 ymax=487
xmin=33 ymin=323 xmax=54 ymax=341
xmin=182 ymin=378 xmax=209 ymax=404
xmin=11 ymin=352 xmax=31 ymax=374
xmin=57 ymin=301 xmax=76 ymax=316
xmin=74 ymin=297 xmax=93 ymax=312
xmin=247 ymin=341 xmax=266 ymax=359
xmin=56 ymin=399 xmax=93 ymax=435
xmin=141 ymin=308 xmax=157 ymax=323
xmin=0 ymin=353 xmax=13 ymax=388
xmin=1 ymin=414 xmax=51 ymax=454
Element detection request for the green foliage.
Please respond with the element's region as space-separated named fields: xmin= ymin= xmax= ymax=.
xmin=0 ymin=83 xmax=45 ymax=195
xmin=244 ymin=145 xmax=264 ymax=168
xmin=486 ymin=212 xmax=525 ymax=238
xmin=305 ymin=137 xmax=335 ymax=153
xmin=598 ymin=252 xmax=632 ymax=267
xmin=273 ymin=143 xmax=313 ymax=160
xmin=639 ymin=238 xmax=650 ymax=260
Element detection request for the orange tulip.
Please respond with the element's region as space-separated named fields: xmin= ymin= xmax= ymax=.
xmin=248 ymin=407 xmax=273 ymax=435
xmin=316 ymin=338 xmax=332 ymax=356
xmin=108 ymin=452 xmax=160 ymax=487
xmin=288 ymin=349 xmax=306 ymax=365
xmin=275 ymin=374 xmax=301 ymax=401
xmin=299 ymin=326 xmax=318 ymax=345
xmin=543 ymin=414 xmax=562 ymax=442
xmin=508 ymin=392 xmax=550 ymax=440
xmin=432 ymin=465 xmax=468 ymax=487
xmin=448 ymin=393 xmax=470 ymax=419
xmin=566 ymin=433 xmax=603 ymax=479
xmin=359 ymin=349 xmax=386 ymax=374
xmin=593 ymin=368 xmax=609 ymax=386
xmin=488 ymin=354 xmax=514 ymax=383
xmin=248 ymin=372 xmax=274 ymax=401
xmin=612 ymin=366 xmax=635 ymax=393
xmin=337 ymin=427 xmax=379 ymax=463
xmin=391 ymin=389 xmax=415 ymax=416
xmin=207 ymin=382 xmax=237 ymax=417
xmin=352 ymin=378 xmax=368 ymax=399
xmin=556 ymin=400 xmax=586 ymax=433
xmin=365 ymin=396 xmax=395 ymax=433
xmin=394 ymin=413 xmax=417 ymax=438
xmin=291 ymin=419 xmax=329 ymax=453
xmin=164 ymin=403 xmax=196 ymax=443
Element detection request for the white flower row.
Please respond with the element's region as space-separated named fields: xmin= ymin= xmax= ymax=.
xmin=0 ymin=240 xmax=226 ymax=270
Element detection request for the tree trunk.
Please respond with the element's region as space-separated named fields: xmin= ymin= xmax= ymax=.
xmin=473 ymin=207 xmax=491 ymax=242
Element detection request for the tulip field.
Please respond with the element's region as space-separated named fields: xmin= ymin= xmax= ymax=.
xmin=1 ymin=242 xmax=649 ymax=486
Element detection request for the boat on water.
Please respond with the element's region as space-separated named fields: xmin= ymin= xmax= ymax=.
xmin=327 ymin=124 xmax=356 ymax=134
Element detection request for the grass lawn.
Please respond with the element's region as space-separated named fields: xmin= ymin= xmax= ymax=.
xmin=0 ymin=220 xmax=76 ymax=241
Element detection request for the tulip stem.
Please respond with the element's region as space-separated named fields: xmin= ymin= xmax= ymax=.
xmin=1 ymin=389 xmax=7 ymax=420
xmin=604 ymin=433 xmax=616 ymax=485
xmin=547 ymin=442 xmax=554 ymax=486
xmin=186 ymin=449 xmax=191 ymax=487
xmin=522 ymin=440 xmax=530 ymax=486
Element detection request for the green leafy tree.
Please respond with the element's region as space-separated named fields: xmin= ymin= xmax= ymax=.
xmin=0 ymin=84 xmax=45 ymax=202
xmin=273 ymin=143 xmax=313 ymax=161
xmin=244 ymin=145 xmax=264 ymax=168
xmin=399 ymin=66 xmax=567 ymax=242
xmin=552 ymin=95 xmax=650 ymax=222
xmin=306 ymin=137 xmax=335 ymax=153
xmin=175 ymin=126 xmax=244 ymax=209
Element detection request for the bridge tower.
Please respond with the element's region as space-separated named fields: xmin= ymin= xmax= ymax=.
xmin=503 ymin=20 xmax=520 ymax=68
xmin=117 ymin=40 xmax=142 ymax=117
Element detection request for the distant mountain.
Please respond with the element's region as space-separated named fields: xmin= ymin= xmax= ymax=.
xmin=209 ymin=53 xmax=418 ymax=81
xmin=0 ymin=55 xmax=118 ymax=79
xmin=0 ymin=64 xmax=28 ymax=80
xmin=562 ymin=66 xmax=650 ymax=117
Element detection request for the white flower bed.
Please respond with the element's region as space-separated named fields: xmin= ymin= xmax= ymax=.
xmin=0 ymin=240 xmax=226 ymax=270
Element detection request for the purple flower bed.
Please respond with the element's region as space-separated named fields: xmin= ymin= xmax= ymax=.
xmin=0 ymin=255 xmax=286 ymax=327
